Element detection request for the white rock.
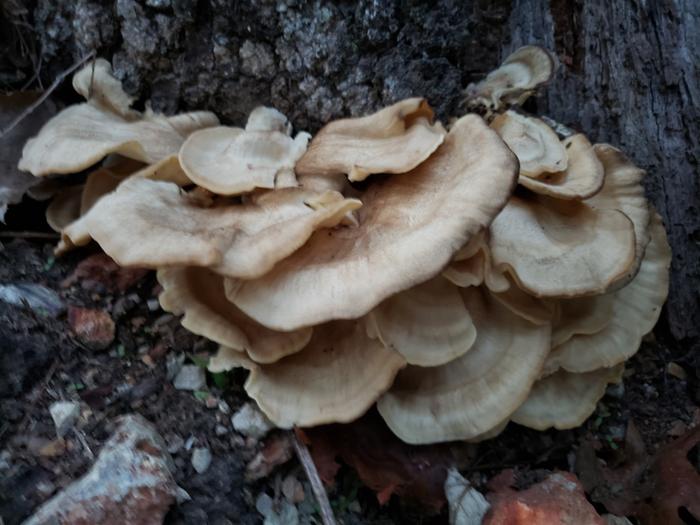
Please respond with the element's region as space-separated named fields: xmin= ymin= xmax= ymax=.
xmin=173 ymin=365 xmax=206 ymax=391
xmin=49 ymin=401 xmax=80 ymax=437
xmin=232 ymin=402 xmax=274 ymax=439
xmin=191 ymin=447 xmax=212 ymax=474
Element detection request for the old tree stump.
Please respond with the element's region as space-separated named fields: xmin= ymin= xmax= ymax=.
xmin=3 ymin=0 xmax=699 ymax=342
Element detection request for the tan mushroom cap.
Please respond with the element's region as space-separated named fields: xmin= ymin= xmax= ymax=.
xmin=552 ymin=294 xmax=615 ymax=348
xmin=131 ymin=154 xmax=192 ymax=186
xmin=72 ymin=58 xmax=138 ymax=118
xmin=490 ymin=276 xmax=557 ymax=326
xmin=519 ymin=134 xmax=605 ymax=200
xmin=366 ymin=276 xmax=477 ymax=367
xmin=491 ymin=111 xmax=568 ymax=178
xmin=512 ymin=365 xmax=623 ymax=430
xmin=65 ymin=177 xmax=361 ymax=278
xmin=466 ymin=419 xmax=509 ymax=443
xmin=587 ymin=144 xmax=651 ymax=287
xmin=46 ymin=185 xmax=83 ymax=232
xmin=178 ymin=121 xmax=310 ymax=195
xmin=158 ymin=267 xmax=311 ymax=364
xmin=80 ymin=167 xmax=128 ymax=215
xmin=465 ymin=45 xmax=555 ymax=109
xmin=443 ymin=249 xmax=486 ymax=288
xmin=245 ymin=106 xmax=292 ymax=134
xmin=489 ymin=194 xmax=636 ymax=297
xmin=243 ymin=321 xmax=406 ymax=428
xmin=208 ymin=345 xmax=257 ymax=373
xmin=295 ymin=98 xmax=446 ymax=182
xmin=228 ymin=114 xmax=518 ymax=331
xmin=18 ymin=103 xmax=219 ymax=176
xmin=544 ymin=212 xmax=670 ymax=373
xmin=376 ymin=287 xmax=551 ymax=444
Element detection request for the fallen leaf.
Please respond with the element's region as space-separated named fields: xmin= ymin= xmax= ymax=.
xmin=67 ymin=306 xmax=115 ymax=350
xmin=246 ymin=434 xmax=294 ymax=481
xmin=62 ymin=253 xmax=149 ymax=293
xmin=0 ymin=92 xmax=58 ymax=221
xmin=445 ymin=468 xmax=490 ymax=525
xmin=0 ymin=283 xmax=65 ymax=316
xmin=576 ymin=422 xmax=700 ymax=524
xmin=484 ymin=470 xmax=604 ymax=524
xmin=303 ymin=410 xmax=451 ymax=510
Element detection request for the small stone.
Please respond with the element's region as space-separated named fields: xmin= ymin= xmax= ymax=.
xmin=49 ymin=401 xmax=80 ymax=437
xmin=256 ymin=493 xmax=274 ymax=517
xmin=348 ymin=500 xmax=362 ymax=513
xmin=173 ymin=365 xmax=206 ymax=391
xmin=191 ymin=447 xmax=212 ymax=474
xmin=36 ymin=480 xmax=56 ymax=496
xmin=184 ymin=435 xmax=196 ymax=451
xmin=667 ymin=362 xmax=687 ymax=380
xmin=23 ymin=414 xmax=177 ymax=525
xmin=605 ymin=382 xmax=625 ymax=400
xmin=147 ymin=298 xmax=160 ymax=311
xmin=215 ymin=424 xmax=229 ymax=436
xmin=205 ymin=394 xmax=219 ymax=409
xmin=218 ymin=399 xmax=231 ymax=414
xmin=67 ymin=306 xmax=115 ymax=350
xmin=232 ymin=402 xmax=274 ymax=439
xmin=282 ymin=474 xmax=305 ymax=504
xmin=166 ymin=352 xmax=185 ymax=380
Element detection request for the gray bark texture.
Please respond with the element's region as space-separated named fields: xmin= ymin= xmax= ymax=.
xmin=5 ymin=0 xmax=700 ymax=341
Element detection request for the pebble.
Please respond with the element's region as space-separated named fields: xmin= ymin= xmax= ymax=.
xmin=215 ymin=424 xmax=229 ymax=436
xmin=605 ymin=382 xmax=625 ymax=400
xmin=232 ymin=402 xmax=274 ymax=439
xmin=218 ymin=399 xmax=231 ymax=414
xmin=22 ymin=414 xmax=178 ymax=525
xmin=166 ymin=434 xmax=185 ymax=455
xmin=173 ymin=365 xmax=206 ymax=391
xmin=191 ymin=447 xmax=212 ymax=474
xmin=166 ymin=353 xmax=185 ymax=381
xmin=667 ymin=362 xmax=687 ymax=380
xmin=49 ymin=401 xmax=81 ymax=437
xmin=147 ymin=298 xmax=160 ymax=311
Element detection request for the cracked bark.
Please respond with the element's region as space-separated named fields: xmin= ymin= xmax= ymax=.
xmin=4 ymin=0 xmax=699 ymax=340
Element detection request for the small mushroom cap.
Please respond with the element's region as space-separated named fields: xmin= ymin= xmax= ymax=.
xmin=489 ymin=194 xmax=636 ymax=297
xmin=227 ymin=114 xmax=518 ymax=331
xmin=367 ymin=276 xmax=477 ymax=367
xmin=178 ymin=125 xmax=310 ymax=195
xmin=491 ymin=110 xmax=568 ymax=178
xmin=208 ymin=345 xmax=257 ymax=373
xmin=245 ymin=106 xmax=292 ymax=134
xmin=490 ymin=277 xmax=557 ymax=326
xmin=544 ymin=212 xmax=670 ymax=373
xmin=512 ymin=365 xmax=623 ymax=430
xmin=376 ymin=287 xmax=551 ymax=444
xmin=295 ymin=97 xmax=446 ymax=182
xmin=72 ymin=58 xmax=137 ymax=118
xmin=519 ymin=134 xmax=605 ymax=200
xmin=552 ymin=294 xmax=615 ymax=348
xmin=45 ymin=185 xmax=83 ymax=232
xmin=131 ymin=154 xmax=192 ymax=186
xmin=586 ymin=144 xmax=651 ymax=287
xmin=158 ymin=267 xmax=311 ymax=363
xmin=80 ymin=167 xmax=129 ymax=215
xmin=18 ymin=103 xmax=219 ymax=176
xmin=465 ymin=45 xmax=555 ymax=109
xmin=66 ymin=177 xmax=361 ymax=278
xmin=243 ymin=321 xmax=406 ymax=428
xmin=443 ymin=249 xmax=486 ymax=288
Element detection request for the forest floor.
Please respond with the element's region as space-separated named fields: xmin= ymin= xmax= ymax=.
xmin=0 ymin=196 xmax=698 ymax=524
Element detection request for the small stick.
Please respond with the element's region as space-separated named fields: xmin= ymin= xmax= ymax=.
xmin=0 ymin=231 xmax=59 ymax=240
xmin=0 ymin=51 xmax=96 ymax=139
xmin=291 ymin=431 xmax=337 ymax=525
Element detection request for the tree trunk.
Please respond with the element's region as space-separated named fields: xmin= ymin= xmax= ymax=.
xmin=7 ymin=0 xmax=699 ymax=340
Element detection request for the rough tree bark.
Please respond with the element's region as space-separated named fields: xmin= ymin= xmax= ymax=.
xmin=3 ymin=0 xmax=699 ymax=341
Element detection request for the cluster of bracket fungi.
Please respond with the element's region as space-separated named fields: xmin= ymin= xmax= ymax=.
xmin=18 ymin=46 xmax=670 ymax=445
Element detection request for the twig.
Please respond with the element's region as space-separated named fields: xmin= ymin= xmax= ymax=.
xmin=0 ymin=231 xmax=59 ymax=240
xmin=0 ymin=51 xmax=95 ymax=139
xmin=291 ymin=431 xmax=337 ymax=525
